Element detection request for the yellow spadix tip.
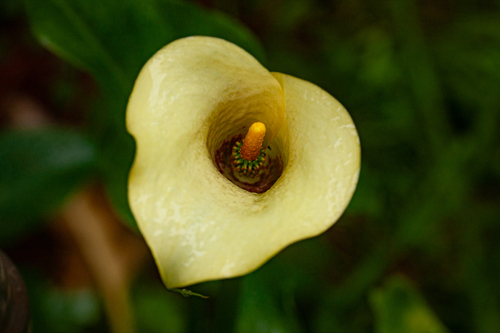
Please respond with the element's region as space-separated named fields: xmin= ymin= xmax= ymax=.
xmin=240 ymin=122 xmax=266 ymax=161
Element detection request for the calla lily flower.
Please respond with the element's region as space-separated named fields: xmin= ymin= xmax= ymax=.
xmin=127 ymin=36 xmax=360 ymax=289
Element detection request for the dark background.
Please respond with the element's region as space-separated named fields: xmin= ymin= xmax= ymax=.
xmin=1 ymin=0 xmax=499 ymax=332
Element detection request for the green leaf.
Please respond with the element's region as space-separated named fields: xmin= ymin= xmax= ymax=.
xmin=370 ymin=276 xmax=449 ymax=333
xmin=133 ymin=283 xmax=187 ymax=333
xmin=0 ymin=128 xmax=96 ymax=245
xmin=91 ymin=99 xmax=138 ymax=230
xmin=24 ymin=0 xmax=266 ymax=230
xmin=25 ymin=0 xmax=265 ymax=95
xmin=236 ymin=261 xmax=302 ymax=333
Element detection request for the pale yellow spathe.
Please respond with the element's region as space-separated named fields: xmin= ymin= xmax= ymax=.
xmin=127 ymin=36 xmax=360 ymax=288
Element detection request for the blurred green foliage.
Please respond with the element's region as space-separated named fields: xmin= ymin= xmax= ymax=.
xmin=133 ymin=281 xmax=187 ymax=333
xmin=0 ymin=128 xmax=96 ymax=245
xmin=22 ymin=269 xmax=105 ymax=332
xmin=1 ymin=0 xmax=499 ymax=332
xmin=370 ymin=276 xmax=449 ymax=333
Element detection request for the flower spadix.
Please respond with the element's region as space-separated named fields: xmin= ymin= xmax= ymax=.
xmin=127 ymin=36 xmax=360 ymax=289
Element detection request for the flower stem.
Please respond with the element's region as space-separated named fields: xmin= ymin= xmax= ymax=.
xmin=61 ymin=190 xmax=137 ymax=333
xmin=214 ymin=278 xmax=242 ymax=333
